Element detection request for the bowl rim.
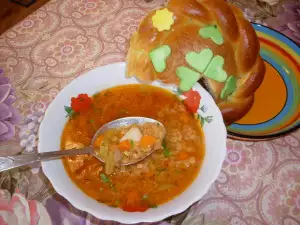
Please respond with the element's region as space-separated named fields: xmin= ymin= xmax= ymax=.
xmin=38 ymin=62 xmax=227 ymax=224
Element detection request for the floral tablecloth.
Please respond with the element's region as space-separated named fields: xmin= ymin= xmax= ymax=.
xmin=0 ymin=0 xmax=299 ymax=224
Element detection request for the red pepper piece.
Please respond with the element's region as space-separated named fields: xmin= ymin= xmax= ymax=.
xmin=121 ymin=203 xmax=149 ymax=212
xmin=71 ymin=94 xmax=92 ymax=112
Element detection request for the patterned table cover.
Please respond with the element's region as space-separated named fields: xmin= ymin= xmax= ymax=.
xmin=0 ymin=0 xmax=299 ymax=225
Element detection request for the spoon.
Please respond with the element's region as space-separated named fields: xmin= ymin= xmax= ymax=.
xmin=0 ymin=117 xmax=165 ymax=173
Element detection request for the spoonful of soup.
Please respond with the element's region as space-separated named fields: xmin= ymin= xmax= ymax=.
xmin=0 ymin=117 xmax=166 ymax=173
xmin=91 ymin=117 xmax=166 ymax=174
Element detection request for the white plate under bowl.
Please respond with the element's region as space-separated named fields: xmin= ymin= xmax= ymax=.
xmin=38 ymin=62 xmax=227 ymax=224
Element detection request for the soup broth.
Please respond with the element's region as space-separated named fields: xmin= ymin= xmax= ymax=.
xmin=61 ymin=84 xmax=205 ymax=211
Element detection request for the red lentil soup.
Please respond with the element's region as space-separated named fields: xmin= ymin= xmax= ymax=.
xmin=61 ymin=84 xmax=205 ymax=212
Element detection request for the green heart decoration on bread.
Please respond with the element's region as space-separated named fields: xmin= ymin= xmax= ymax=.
xmin=149 ymin=45 xmax=171 ymax=72
xmin=221 ymin=75 xmax=237 ymax=99
xmin=199 ymin=25 xmax=224 ymax=45
xmin=176 ymin=66 xmax=202 ymax=92
xmin=204 ymin=55 xmax=228 ymax=82
xmin=185 ymin=49 xmax=213 ymax=73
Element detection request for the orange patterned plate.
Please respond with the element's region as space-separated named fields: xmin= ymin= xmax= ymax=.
xmin=227 ymin=23 xmax=300 ymax=141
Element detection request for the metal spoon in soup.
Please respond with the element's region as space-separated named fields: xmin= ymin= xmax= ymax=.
xmin=0 ymin=117 xmax=166 ymax=173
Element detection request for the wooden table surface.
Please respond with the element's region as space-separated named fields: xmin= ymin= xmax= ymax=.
xmin=0 ymin=0 xmax=50 ymax=35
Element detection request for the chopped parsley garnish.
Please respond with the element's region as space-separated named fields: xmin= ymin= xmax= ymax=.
xmin=142 ymin=194 xmax=148 ymax=200
xmin=150 ymin=204 xmax=158 ymax=208
xmin=162 ymin=139 xmax=170 ymax=158
xmin=130 ymin=139 xmax=134 ymax=148
xmin=100 ymin=173 xmax=118 ymax=192
xmin=163 ymin=148 xmax=170 ymax=157
xmin=64 ymin=106 xmax=76 ymax=118
xmin=100 ymin=173 xmax=109 ymax=183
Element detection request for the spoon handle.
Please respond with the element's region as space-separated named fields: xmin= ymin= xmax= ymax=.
xmin=0 ymin=147 xmax=93 ymax=172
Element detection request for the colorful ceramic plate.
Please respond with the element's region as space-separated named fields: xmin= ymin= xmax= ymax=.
xmin=227 ymin=23 xmax=300 ymax=141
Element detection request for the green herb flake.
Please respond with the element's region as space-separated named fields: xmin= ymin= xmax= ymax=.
xmin=110 ymin=183 xmax=118 ymax=192
xmin=100 ymin=173 xmax=109 ymax=183
xmin=90 ymin=119 xmax=95 ymax=123
xmin=162 ymin=139 xmax=167 ymax=149
xmin=115 ymin=200 xmax=120 ymax=205
xmin=150 ymin=204 xmax=158 ymax=208
xmin=142 ymin=194 xmax=148 ymax=200
xmin=100 ymin=173 xmax=118 ymax=192
xmin=64 ymin=106 xmax=72 ymax=114
xmin=130 ymin=139 xmax=134 ymax=148
xmin=163 ymin=148 xmax=170 ymax=157
xmin=64 ymin=106 xmax=75 ymax=118
xmin=162 ymin=139 xmax=170 ymax=158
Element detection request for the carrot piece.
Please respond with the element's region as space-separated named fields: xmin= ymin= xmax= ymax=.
xmin=140 ymin=136 xmax=156 ymax=148
xmin=118 ymin=140 xmax=131 ymax=151
xmin=93 ymin=135 xmax=103 ymax=148
xmin=177 ymin=151 xmax=189 ymax=160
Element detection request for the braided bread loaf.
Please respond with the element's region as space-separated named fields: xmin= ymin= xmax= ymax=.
xmin=126 ymin=0 xmax=265 ymax=125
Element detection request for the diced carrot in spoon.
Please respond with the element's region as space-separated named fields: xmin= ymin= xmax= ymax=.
xmin=118 ymin=140 xmax=131 ymax=151
xmin=140 ymin=136 xmax=156 ymax=148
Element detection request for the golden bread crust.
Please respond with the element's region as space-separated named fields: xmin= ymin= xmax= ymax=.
xmin=126 ymin=0 xmax=265 ymax=125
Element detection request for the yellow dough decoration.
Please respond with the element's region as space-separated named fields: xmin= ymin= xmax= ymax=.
xmin=126 ymin=0 xmax=265 ymax=125
xmin=152 ymin=8 xmax=174 ymax=32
